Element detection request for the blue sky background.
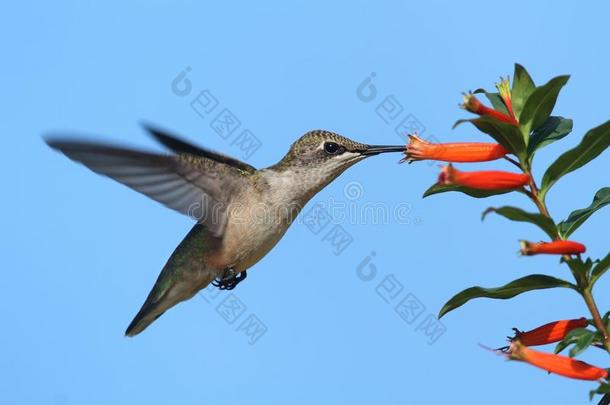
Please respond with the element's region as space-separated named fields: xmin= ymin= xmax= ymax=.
xmin=3 ymin=1 xmax=610 ymax=404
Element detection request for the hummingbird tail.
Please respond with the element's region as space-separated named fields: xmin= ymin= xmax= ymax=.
xmin=124 ymin=224 xmax=216 ymax=337
xmin=125 ymin=303 xmax=166 ymax=337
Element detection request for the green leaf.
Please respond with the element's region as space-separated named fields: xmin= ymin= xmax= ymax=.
xmin=554 ymin=340 xmax=570 ymax=355
xmin=438 ymin=274 xmax=576 ymax=318
xmin=589 ymin=384 xmax=610 ymax=401
xmin=471 ymin=89 xmax=508 ymax=114
xmin=568 ymin=329 xmax=596 ymax=357
xmin=591 ymin=252 xmax=610 ymax=285
xmin=423 ymin=183 xmax=514 ymax=199
xmin=584 ymin=257 xmax=594 ymax=276
xmin=485 ymin=92 xmax=509 ymax=115
xmin=564 ymin=258 xmax=590 ymax=286
xmin=527 ymin=116 xmax=573 ymax=156
xmin=454 ymin=116 xmax=526 ymax=160
xmin=519 ymin=75 xmax=570 ymax=138
xmin=540 ymin=120 xmax=610 ymax=201
xmin=554 ymin=331 xmax=577 ymax=354
xmin=563 ymin=257 xmax=592 ymax=274
xmin=511 ymin=63 xmax=536 ymax=118
xmin=558 ymin=187 xmax=610 ymax=238
xmin=482 ymin=206 xmax=558 ymax=238
xmin=555 ymin=328 xmax=596 ymax=356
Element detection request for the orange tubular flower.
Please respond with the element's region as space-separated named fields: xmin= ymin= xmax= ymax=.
xmin=438 ymin=164 xmax=530 ymax=191
xmin=511 ymin=318 xmax=589 ymax=346
xmin=402 ymin=135 xmax=509 ymax=163
xmin=462 ymin=93 xmax=519 ymax=126
xmin=508 ymin=341 xmax=608 ymax=381
xmin=520 ymin=240 xmax=587 ymax=256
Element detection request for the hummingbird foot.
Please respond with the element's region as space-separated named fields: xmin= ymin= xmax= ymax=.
xmin=212 ymin=268 xmax=247 ymax=290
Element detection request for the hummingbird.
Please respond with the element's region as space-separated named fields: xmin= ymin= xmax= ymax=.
xmin=46 ymin=125 xmax=405 ymax=336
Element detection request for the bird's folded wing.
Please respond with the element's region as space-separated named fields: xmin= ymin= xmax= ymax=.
xmin=46 ymin=139 xmax=246 ymax=238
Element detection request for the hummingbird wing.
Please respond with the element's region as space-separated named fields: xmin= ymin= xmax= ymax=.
xmin=46 ymin=138 xmax=250 ymax=238
xmin=141 ymin=123 xmax=257 ymax=174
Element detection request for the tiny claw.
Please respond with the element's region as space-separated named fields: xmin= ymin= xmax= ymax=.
xmin=212 ymin=268 xmax=247 ymax=291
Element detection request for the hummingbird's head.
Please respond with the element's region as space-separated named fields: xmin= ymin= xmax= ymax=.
xmin=267 ymin=130 xmax=404 ymax=198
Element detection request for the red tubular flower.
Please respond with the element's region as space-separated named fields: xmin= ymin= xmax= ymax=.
xmin=496 ymin=77 xmax=516 ymax=120
xmin=438 ymin=164 xmax=530 ymax=190
xmin=402 ymin=135 xmax=509 ymax=163
xmin=462 ymin=93 xmax=519 ymax=126
xmin=508 ymin=341 xmax=608 ymax=381
xmin=511 ymin=318 xmax=589 ymax=346
xmin=520 ymin=240 xmax=587 ymax=256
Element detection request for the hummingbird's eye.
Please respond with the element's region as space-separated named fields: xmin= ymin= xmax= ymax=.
xmin=323 ymin=142 xmax=345 ymax=155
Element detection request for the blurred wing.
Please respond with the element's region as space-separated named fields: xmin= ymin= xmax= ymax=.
xmin=142 ymin=123 xmax=257 ymax=174
xmin=46 ymin=139 xmax=247 ymax=238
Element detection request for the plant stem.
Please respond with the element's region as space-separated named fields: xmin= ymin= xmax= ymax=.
xmin=521 ymin=164 xmax=610 ymax=350
xmin=525 ymin=175 xmax=551 ymax=218
xmin=583 ymin=289 xmax=610 ymax=351
xmin=504 ymin=155 xmax=522 ymax=169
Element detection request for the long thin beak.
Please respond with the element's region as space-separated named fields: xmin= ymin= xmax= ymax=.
xmin=360 ymin=145 xmax=405 ymax=156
